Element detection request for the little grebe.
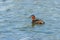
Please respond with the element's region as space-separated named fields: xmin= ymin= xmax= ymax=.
xmin=31 ymin=15 xmax=45 ymax=24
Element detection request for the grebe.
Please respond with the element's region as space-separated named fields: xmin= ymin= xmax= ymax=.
xmin=31 ymin=15 xmax=45 ymax=24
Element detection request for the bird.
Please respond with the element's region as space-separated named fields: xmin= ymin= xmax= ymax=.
xmin=31 ymin=15 xmax=45 ymax=24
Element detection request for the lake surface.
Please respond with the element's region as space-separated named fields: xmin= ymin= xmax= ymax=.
xmin=0 ymin=0 xmax=60 ymax=40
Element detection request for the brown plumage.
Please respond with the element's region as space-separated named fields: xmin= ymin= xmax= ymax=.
xmin=31 ymin=15 xmax=45 ymax=24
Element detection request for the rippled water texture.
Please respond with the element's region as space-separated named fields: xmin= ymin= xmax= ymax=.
xmin=0 ymin=0 xmax=60 ymax=40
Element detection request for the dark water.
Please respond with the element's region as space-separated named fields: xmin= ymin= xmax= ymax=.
xmin=0 ymin=0 xmax=60 ymax=40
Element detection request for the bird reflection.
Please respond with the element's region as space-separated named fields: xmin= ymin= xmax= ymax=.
xmin=32 ymin=23 xmax=36 ymax=27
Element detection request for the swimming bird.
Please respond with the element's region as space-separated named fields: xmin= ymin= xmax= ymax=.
xmin=31 ymin=15 xmax=45 ymax=24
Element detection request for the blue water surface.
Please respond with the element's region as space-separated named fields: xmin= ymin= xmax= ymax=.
xmin=0 ymin=0 xmax=60 ymax=40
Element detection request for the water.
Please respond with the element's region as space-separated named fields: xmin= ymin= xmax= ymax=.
xmin=0 ymin=0 xmax=60 ymax=40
